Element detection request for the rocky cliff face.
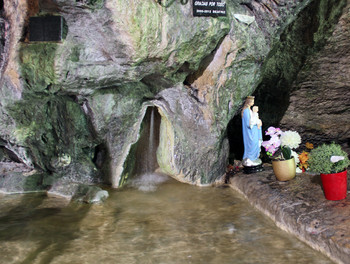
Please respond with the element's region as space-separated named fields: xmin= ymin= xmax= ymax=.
xmin=229 ymin=0 xmax=349 ymax=159
xmin=0 ymin=0 xmax=348 ymax=196
xmin=280 ymin=1 xmax=350 ymax=152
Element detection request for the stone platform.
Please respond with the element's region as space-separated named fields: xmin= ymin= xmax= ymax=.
xmin=229 ymin=164 xmax=350 ymax=264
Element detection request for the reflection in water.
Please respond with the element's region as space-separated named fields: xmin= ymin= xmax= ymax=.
xmin=0 ymin=178 xmax=333 ymax=264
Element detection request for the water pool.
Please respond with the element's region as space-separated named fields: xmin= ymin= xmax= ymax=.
xmin=0 ymin=174 xmax=333 ymax=264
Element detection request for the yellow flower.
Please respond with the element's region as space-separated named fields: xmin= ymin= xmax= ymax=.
xmin=305 ymin=142 xmax=314 ymax=149
xmin=299 ymin=151 xmax=309 ymax=163
xmin=298 ymin=151 xmax=309 ymax=171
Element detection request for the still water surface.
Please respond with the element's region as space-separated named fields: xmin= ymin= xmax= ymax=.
xmin=0 ymin=174 xmax=333 ymax=264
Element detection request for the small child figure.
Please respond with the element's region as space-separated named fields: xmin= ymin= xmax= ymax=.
xmin=250 ymin=105 xmax=263 ymax=147
xmin=250 ymin=106 xmax=262 ymax=129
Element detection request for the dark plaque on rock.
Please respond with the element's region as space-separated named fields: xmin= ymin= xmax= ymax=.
xmin=29 ymin=16 xmax=65 ymax=42
xmin=193 ymin=0 xmax=226 ymax=17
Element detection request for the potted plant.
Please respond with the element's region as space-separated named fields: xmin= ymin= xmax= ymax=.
xmin=308 ymin=143 xmax=350 ymax=200
xmin=262 ymin=127 xmax=301 ymax=181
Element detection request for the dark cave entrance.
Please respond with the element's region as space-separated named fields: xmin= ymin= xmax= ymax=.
xmin=227 ymin=113 xmax=244 ymax=163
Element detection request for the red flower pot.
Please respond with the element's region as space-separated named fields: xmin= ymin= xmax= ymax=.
xmin=320 ymin=170 xmax=348 ymax=201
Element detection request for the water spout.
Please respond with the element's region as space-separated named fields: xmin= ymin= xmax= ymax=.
xmin=148 ymin=107 xmax=155 ymax=172
xmin=129 ymin=106 xmax=167 ymax=191
xmin=133 ymin=106 xmax=161 ymax=176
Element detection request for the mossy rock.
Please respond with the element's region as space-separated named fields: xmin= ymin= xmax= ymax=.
xmin=0 ymin=172 xmax=47 ymax=194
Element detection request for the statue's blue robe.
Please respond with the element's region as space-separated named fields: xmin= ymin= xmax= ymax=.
xmin=242 ymin=108 xmax=261 ymax=161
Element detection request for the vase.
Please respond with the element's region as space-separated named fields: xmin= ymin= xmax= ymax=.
xmin=272 ymin=157 xmax=296 ymax=181
xmin=320 ymin=170 xmax=347 ymax=200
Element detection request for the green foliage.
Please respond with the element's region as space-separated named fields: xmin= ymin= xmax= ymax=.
xmin=281 ymin=146 xmax=292 ymax=160
xmin=309 ymin=143 xmax=350 ymax=174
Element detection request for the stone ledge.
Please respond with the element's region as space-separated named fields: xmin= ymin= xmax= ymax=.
xmin=229 ymin=165 xmax=350 ymax=264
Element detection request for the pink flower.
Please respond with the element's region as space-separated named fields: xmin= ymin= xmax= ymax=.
xmin=267 ymin=145 xmax=277 ymax=155
xmin=265 ymin=126 xmax=277 ymax=135
xmin=262 ymin=127 xmax=301 ymax=161
xmin=265 ymin=126 xmax=282 ymax=136
xmin=270 ymin=135 xmax=280 ymax=146
xmin=261 ymin=140 xmax=269 ymax=147
xmin=262 ymin=127 xmax=284 ymax=156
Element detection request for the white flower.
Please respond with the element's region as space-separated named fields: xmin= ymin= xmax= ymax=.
xmin=291 ymin=150 xmax=300 ymax=165
xmin=280 ymin=131 xmax=301 ymax=149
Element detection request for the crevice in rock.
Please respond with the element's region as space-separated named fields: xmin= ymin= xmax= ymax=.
xmin=177 ymin=61 xmax=190 ymax=74
xmin=92 ymin=143 xmax=109 ymax=170
xmin=0 ymin=146 xmax=20 ymax=163
xmin=140 ymin=73 xmax=173 ymax=95
xmin=184 ymin=35 xmax=227 ymax=87
xmin=183 ymin=35 xmax=228 ymax=103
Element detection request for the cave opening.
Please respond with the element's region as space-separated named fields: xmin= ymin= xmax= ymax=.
xmin=117 ymin=104 xmax=177 ymax=188
xmin=133 ymin=106 xmax=161 ymax=176
xmin=118 ymin=106 xmax=166 ymax=190
xmin=226 ymin=113 xmax=244 ymax=163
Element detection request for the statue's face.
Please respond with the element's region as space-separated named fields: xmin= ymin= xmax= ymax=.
xmin=250 ymin=100 xmax=254 ymax=106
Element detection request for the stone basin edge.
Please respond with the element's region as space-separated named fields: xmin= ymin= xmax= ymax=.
xmin=229 ymin=167 xmax=349 ymax=264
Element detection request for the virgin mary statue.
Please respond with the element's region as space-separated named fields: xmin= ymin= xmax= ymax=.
xmin=241 ymin=96 xmax=262 ymax=168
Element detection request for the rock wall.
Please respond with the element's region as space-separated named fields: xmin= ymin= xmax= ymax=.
xmin=280 ymin=1 xmax=350 ymax=152
xmin=0 ymin=0 xmax=347 ymax=194
xmin=229 ymin=0 xmax=349 ymax=160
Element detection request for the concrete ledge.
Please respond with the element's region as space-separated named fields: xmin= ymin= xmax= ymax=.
xmin=229 ymin=165 xmax=350 ymax=264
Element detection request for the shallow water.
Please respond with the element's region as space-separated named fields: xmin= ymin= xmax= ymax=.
xmin=0 ymin=174 xmax=333 ymax=264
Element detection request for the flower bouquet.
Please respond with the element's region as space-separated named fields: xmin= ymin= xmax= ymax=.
xmin=261 ymin=127 xmax=301 ymax=161
xmin=262 ymin=127 xmax=301 ymax=181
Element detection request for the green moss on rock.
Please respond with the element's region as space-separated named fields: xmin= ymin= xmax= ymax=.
xmin=0 ymin=172 xmax=47 ymax=194
xmin=19 ymin=43 xmax=59 ymax=91
xmin=8 ymin=95 xmax=96 ymax=172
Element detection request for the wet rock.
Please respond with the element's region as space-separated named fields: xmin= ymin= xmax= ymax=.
xmin=75 ymin=185 xmax=109 ymax=204
xmin=47 ymin=182 xmax=81 ymax=200
xmin=48 ymin=182 xmax=109 ymax=203
xmin=0 ymin=162 xmax=46 ymax=193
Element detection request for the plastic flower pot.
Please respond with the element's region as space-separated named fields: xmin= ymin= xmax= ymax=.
xmin=272 ymin=157 xmax=296 ymax=181
xmin=320 ymin=170 xmax=347 ymax=201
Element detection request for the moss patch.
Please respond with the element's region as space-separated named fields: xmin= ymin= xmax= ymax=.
xmin=19 ymin=43 xmax=59 ymax=92
xmin=8 ymin=95 xmax=96 ymax=171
